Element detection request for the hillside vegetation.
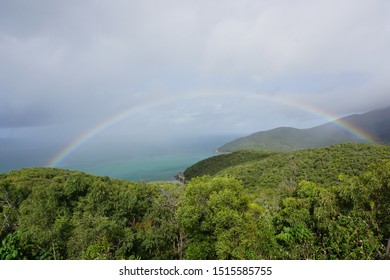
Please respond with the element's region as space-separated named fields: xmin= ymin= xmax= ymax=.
xmin=184 ymin=150 xmax=276 ymax=179
xmin=185 ymin=143 xmax=390 ymax=188
xmin=1 ymin=143 xmax=390 ymax=260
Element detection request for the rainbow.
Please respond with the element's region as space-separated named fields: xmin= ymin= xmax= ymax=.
xmin=48 ymin=90 xmax=212 ymax=167
xmin=47 ymin=91 xmax=378 ymax=167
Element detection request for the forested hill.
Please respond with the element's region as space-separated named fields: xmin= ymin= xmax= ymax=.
xmin=1 ymin=143 xmax=390 ymax=260
xmin=218 ymin=106 xmax=390 ymax=152
xmin=185 ymin=143 xmax=390 ymax=189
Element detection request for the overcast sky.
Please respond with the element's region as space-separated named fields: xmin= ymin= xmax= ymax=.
xmin=1 ymin=0 xmax=390 ymax=169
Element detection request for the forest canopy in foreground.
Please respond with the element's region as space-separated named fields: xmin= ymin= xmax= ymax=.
xmin=1 ymin=143 xmax=390 ymax=260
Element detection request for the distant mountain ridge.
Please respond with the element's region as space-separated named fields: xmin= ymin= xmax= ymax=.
xmin=218 ymin=106 xmax=390 ymax=152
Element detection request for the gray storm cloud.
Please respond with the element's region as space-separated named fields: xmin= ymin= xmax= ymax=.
xmin=1 ymin=0 xmax=390 ymax=167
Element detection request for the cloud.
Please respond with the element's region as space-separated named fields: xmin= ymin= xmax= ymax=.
xmin=0 ymin=105 xmax=51 ymax=128
xmin=0 ymin=0 xmax=389 ymax=147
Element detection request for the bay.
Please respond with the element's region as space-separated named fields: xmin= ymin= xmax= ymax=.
xmin=60 ymin=151 xmax=213 ymax=182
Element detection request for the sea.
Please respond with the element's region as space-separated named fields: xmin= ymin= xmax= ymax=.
xmin=61 ymin=151 xmax=214 ymax=182
xmin=0 ymin=134 xmax=240 ymax=181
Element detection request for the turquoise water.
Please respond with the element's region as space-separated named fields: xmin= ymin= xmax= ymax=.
xmin=61 ymin=151 xmax=213 ymax=181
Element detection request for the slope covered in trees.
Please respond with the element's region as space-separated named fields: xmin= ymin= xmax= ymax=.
xmin=0 ymin=168 xmax=184 ymax=260
xmin=1 ymin=143 xmax=390 ymax=260
xmin=185 ymin=143 xmax=390 ymax=188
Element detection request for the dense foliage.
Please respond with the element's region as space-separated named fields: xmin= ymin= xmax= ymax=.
xmin=186 ymin=143 xmax=390 ymax=188
xmin=0 ymin=168 xmax=183 ymax=259
xmin=1 ymin=143 xmax=390 ymax=259
xmin=184 ymin=150 xmax=276 ymax=179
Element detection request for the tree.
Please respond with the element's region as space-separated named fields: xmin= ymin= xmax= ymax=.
xmin=274 ymin=161 xmax=390 ymax=260
xmin=177 ymin=176 xmax=277 ymax=259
